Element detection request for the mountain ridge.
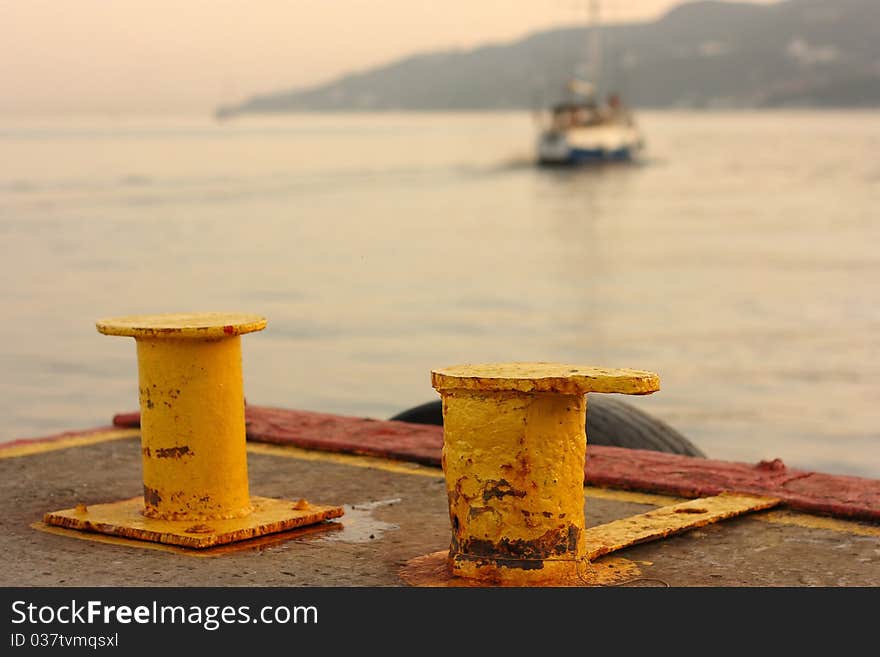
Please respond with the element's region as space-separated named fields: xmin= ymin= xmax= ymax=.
xmin=218 ymin=0 xmax=880 ymax=116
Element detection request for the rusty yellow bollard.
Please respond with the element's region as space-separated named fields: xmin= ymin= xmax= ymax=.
xmin=43 ymin=312 xmax=343 ymax=548
xmin=431 ymin=362 xmax=660 ymax=585
xmin=108 ymin=312 xmax=260 ymax=520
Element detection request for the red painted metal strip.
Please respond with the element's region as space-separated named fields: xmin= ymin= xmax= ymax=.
xmin=112 ymin=406 xmax=880 ymax=521
xmin=114 ymin=406 xmax=444 ymax=466
xmin=111 ymin=412 xmax=141 ymax=428
xmin=581 ymin=448 xmax=880 ymax=521
xmin=244 ymin=405 xmax=444 ymax=466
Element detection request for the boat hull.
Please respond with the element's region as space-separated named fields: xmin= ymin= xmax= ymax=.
xmin=538 ymin=145 xmax=636 ymax=166
xmin=536 ymin=124 xmax=644 ymax=166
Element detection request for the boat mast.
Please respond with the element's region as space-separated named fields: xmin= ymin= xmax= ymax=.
xmin=589 ymin=0 xmax=601 ymax=99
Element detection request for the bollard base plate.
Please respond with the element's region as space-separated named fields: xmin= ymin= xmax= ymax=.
xmin=44 ymin=496 xmax=344 ymax=548
xmin=399 ymin=550 xmax=643 ymax=587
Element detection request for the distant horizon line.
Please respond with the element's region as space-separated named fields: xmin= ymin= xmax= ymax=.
xmin=2 ymin=107 xmax=877 ymax=122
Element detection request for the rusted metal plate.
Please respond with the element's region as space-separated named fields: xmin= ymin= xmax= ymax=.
xmin=32 ymin=518 xmax=343 ymax=557
xmin=112 ymin=406 xmax=880 ymax=521
xmin=44 ymin=496 xmax=343 ymax=549
xmin=582 ymin=492 xmax=780 ymax=560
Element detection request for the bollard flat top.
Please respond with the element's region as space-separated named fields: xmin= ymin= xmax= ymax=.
xmin=431 ymin=362 xmax=660 ymax=395
xmin=96 ymin=312 xmax=267 ymax=339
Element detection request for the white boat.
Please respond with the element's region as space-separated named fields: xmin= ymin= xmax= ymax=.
xmin=535 ymin=1 xmax=644 ymax=166
xmin=536 ymin=89 xmax=644 ymax=165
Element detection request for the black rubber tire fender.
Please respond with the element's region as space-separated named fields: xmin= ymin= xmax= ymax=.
xmin=389 ymin=396 xmax=704 ymax=458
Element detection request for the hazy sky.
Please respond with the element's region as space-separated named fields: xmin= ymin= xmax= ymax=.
xmin=1 ymin=0 xmax=778 ymax=114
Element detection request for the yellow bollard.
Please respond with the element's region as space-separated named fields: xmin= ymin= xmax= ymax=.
xmin=130 ymin=320 xmax=255 ymax=520
xmin=44 ymin=312 xmax=343 ymax=548
xmin=431 ymin=362 xmax=660 ymax=585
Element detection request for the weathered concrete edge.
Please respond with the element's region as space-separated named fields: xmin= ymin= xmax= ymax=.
xmin=75 ymin=406 xmax=880 ymax=522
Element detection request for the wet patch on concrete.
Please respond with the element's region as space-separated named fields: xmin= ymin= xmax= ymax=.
xmin=313 ymin=498 xmax=401 ymax=544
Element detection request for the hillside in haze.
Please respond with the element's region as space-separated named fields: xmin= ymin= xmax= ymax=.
xmin=219 ymin=0 xmax=880 ymax=115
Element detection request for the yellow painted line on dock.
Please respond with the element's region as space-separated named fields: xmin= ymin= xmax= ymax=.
xmin=757 ymin=509 xmax=880 ymax=538
xmin=0 ymin=429 xmax=139 ymax=459
xmin=584 ymin=486 xmax=685 ymax=507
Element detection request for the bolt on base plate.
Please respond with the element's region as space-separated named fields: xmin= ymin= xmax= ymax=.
xmin=44 ymin=496 xmax=344 ymax=549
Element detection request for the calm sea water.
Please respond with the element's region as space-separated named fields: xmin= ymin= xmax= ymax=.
xmin=1 ymin=111 xmax=878 ymax=477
